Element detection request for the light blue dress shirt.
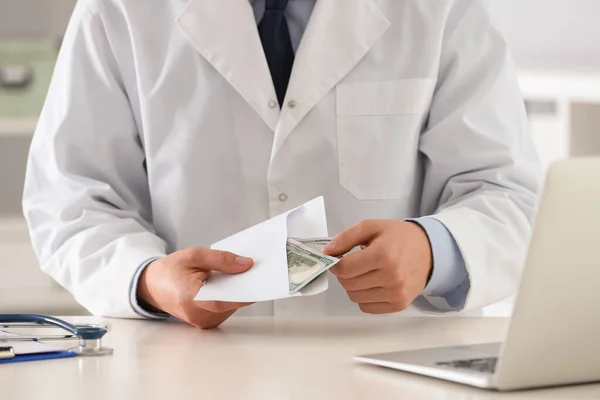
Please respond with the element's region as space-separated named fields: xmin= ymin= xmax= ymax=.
xmin=130 ymin=0 xmax=470 ymax=318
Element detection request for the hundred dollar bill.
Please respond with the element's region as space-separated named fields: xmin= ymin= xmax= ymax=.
xmin=286 ymin=238 xmax=339 ymax=294
xmin=292 ymin=237 xmax=355 ymax=257
xmin=291 ymin=237 xmax=333 ymax=253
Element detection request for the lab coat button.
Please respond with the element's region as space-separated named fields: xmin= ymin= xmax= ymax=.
xmin=278 ymin=193 xmax=288 ymax=202
xmin=287 ymin=100 xmax=297 ymax=109
xmin=268 ymin=100 xmax=277 ymax=109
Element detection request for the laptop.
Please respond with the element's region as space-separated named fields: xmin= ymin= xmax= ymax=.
xmin=354 ymin=157 xmax=600 ymax=391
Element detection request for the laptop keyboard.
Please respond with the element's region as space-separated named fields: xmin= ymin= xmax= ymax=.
xmin=436 ymin=357 xmax=498 ymax=373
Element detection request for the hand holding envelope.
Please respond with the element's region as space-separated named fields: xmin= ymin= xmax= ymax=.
xmin=194 ymin=197 xmax=338 ymax=303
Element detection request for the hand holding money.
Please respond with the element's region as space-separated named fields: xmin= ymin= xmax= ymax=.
xmin=321 ymin=220 xmax=433 ymax=314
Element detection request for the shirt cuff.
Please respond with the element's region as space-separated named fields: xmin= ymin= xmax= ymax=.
xmin=407 ymin=217 xmax=470 ymax=311
xmin=129 ymin=257 xmax=169 ymax=319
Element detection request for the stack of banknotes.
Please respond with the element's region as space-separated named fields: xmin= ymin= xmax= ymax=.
xmin=286 ymin=238 xmax=339 ymax=294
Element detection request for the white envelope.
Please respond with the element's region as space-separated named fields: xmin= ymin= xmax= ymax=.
xmin=194 ymin=197 xmax=329 ymax=302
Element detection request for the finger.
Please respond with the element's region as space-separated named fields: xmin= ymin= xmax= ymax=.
xmin=186 ymin=309 xmax=237 ymax=330
xmin=359 ymin=302 xmax=408 ymax=315
xmin=322 ymin=220 xmax=384 ymax=257
xmin=329 ymin=248 xmax=379 ymax=279
xmin=199 ymin=301 xmax=254 ymax=314
xmin=192 ymin=269 xmax=211 ymax=285
xmin=185 ymin=269 xmax=210 ymax=299
xmin=337 ymin=270 xmax=387 ymax=292
xmin=346 ymin=287 xmax=388 ymax=304
xmin=181 ymin=247 xmax=254 ymax=274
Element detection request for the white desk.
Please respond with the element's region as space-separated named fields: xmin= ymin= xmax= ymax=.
xmin=1 ymin=317 xmax=599 ymax=399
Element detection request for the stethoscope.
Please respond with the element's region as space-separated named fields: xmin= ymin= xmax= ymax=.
xmin=0 ymin=314 xmax=113 ymax=357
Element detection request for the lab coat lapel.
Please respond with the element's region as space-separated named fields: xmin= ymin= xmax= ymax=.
xmin=177 ymin=0 xmax=279 ymax=131
xmin=272 ymin=0 xmax=390 ymax=156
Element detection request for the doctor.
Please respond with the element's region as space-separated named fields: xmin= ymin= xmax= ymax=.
xmin=24 ymin=0 xmax=540 ymax=329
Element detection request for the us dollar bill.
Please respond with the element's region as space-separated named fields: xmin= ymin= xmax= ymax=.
xmin=286 ymin=238 xmax=339 ymax=294
xmin=291 ymin=237 xmax=333 ymax=253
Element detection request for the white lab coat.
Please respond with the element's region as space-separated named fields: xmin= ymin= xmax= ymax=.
xmin=23 ymin=0 xmax=541 ymax=318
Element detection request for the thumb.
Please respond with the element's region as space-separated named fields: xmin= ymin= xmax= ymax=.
xmin=322 ymin=220 xmax=383 ymax=257
xmin=185 ymin=247 xmax=254 ymax=274
xmin=184 ymin=269 xmax=212 ymax=298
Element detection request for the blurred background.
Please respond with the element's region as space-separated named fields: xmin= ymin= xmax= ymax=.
xmin=0 ymin=0 xmax=598 ymax=316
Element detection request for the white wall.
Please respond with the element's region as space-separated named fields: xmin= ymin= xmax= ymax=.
xmin=0 ymin=0 xmax=77 ymax=38
xmin=491 ymin=0 xmax=600 ymax=71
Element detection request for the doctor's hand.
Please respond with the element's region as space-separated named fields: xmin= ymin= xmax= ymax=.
xmin=137 ymin=248 xmax=254 ymax=329
xmin=322 ymin=220 xmax=433 ymax=314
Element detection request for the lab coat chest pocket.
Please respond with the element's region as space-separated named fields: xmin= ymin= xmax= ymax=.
xmin=336 ymin=79 xmax=436 ymax=200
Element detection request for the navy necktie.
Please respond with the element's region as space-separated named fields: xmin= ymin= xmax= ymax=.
xmin=258 ymin=0 xmax=295 ymax=106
